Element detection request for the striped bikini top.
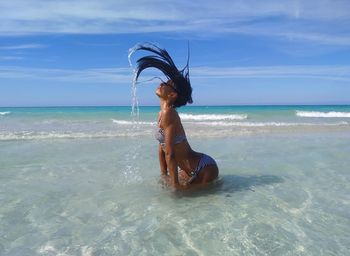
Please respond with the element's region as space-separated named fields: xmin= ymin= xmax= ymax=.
xmin=155 ymin=127 xmax=187 ymax=145
xmin=156 ymin=117 xmax=187 ymax=145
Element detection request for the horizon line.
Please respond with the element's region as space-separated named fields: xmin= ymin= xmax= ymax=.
xmin=1 ymin=103 xmax=350 ymax=108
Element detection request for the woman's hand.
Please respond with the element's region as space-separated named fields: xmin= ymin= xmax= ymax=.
xmin=160 ymin=174 xmax=190 ymax=190
xmin=158 ymin=144 xmax=167 ymax=175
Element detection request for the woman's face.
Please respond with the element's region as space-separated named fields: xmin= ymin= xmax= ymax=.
xmin=156 ymin=81 xmax=177 ymax=99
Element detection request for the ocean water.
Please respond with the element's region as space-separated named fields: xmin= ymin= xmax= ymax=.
xmin=0 ymin=105 xmax=350 ymax=255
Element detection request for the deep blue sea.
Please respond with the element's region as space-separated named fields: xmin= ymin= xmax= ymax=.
xmin=1 ymin=105 xmax=350 ymax=255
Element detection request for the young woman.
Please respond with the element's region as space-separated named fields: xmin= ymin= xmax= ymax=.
xmin=131 ymin=44 xmax=219 ymax=188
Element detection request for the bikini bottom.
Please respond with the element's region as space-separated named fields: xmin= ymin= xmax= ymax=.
xmin=187 ymin=153 xmax=217 ymax=184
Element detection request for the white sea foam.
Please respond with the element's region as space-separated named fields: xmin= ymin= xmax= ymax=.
xmin=111 ymin=118 xmax=348 ymax=128
xmin=179 ymin=113 xmax=247 ymax=121
xmin=193 ymin=121 xmax=348 ymax=127
xmin=0 ymin=111 xmax=11 ymax=116
xmin=1 ymin=119 xmax=348 ymax=140
xmin=111 ymin=119 xmax=155 ymax=125
xmin=0 ymin=131 xmax=151 ymax=141
xmin=296 ymin=111 xmax=350 ymax=118
xmin=1 ymin=119 xmax=348 ymax=141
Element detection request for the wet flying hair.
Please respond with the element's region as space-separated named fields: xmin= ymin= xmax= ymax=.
xmin=130 ymin=43 xmax=193 ymax=108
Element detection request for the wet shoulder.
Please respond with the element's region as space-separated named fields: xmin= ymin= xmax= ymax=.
xmin=161 ymin=108 xmax=179 ymax=127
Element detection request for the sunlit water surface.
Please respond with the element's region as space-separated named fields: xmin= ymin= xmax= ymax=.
xmin=1 ymin=106 xmax=350 ymax=255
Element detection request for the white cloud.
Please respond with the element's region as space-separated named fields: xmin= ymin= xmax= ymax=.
xmin=0 ymin=66 xmax=132 ymax=83
xmin=190 ymin=66 xmax=350 ymax=81
xmin=0 ymin=44 xmax=46 ymax=50
xmin=0 ymin=56 xmax=24 ymax=60
xmin=1 ymin=65 xmax=350 ymax=84
xmin=0 ymin=0 xmax=349 ymax=45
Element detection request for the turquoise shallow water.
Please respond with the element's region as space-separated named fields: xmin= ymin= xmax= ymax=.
xmin=1 ymin=106 xmax=350 ymax=255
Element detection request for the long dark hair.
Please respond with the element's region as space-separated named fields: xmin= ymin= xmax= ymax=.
xmin=130 ymin=43 xmax=193 ymax=108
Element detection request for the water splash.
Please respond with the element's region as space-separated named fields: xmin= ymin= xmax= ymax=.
xmin=128 ymin=43 xmax=165 ymax=121
xmin=128 ymin=45 xmax=140 ymax=120
xmin=123 ymin=45 xmax=143 ymax=184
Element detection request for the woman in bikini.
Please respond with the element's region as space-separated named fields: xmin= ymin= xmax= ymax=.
xmin=132 ymin=44 xmax=219 ymax=188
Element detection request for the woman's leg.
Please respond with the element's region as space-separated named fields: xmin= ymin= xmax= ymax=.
xmin=200 ymin=165 xmax=219 ymax=183
xmin=178 ymin=169 xmax=191 ymax=185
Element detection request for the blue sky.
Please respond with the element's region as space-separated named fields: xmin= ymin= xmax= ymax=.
xmin=0 ymin=0 xmax=350 ymax=106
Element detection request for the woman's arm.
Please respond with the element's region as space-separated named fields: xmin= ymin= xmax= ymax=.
xmin=157 ymin=111 xmax=168 ymax=176
xmin=158 ymin=144 xmax=167 ymax=175
xmin=162 ymin=109 xmax=179 ymax=186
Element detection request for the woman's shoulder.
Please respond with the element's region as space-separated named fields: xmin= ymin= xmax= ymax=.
xmin=161 ymin=108 xmax=179 ymax=125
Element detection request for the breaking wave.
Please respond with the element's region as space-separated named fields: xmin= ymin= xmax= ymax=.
xmin=193 ymin=121 xmax=348 ymax=127
xmin=0 ymin=131 xmax=149 ymax=141
xmin=179 ymin=113 xmax=247 ymax=121
xmin=111 ymin=119 xmax=155 ymax=125
xmin=296 ymin=111 xmax=350 ymax=118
